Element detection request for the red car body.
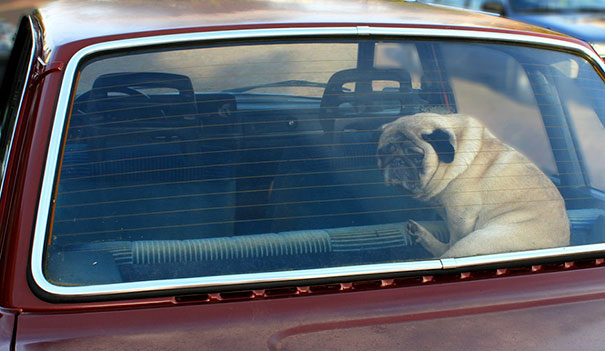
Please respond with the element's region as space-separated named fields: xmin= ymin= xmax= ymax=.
xmin=1 ymin=1 xmax=604 ymax=350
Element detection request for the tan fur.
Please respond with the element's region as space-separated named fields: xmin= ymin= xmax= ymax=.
xmin=378 ymin=112 xmax=570 ymax=258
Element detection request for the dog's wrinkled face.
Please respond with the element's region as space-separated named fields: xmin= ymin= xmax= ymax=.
xmin=377 ymin=131 xmax=426 ymax=193
xmin=378 ymin=118 xmax=455 ymax=195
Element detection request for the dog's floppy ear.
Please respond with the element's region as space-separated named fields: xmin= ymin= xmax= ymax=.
xmin=422 ymin=129 xmax=455 ymax=163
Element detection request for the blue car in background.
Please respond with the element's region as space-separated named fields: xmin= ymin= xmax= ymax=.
xmin=420 ymin=0 xmax=605 ymax=57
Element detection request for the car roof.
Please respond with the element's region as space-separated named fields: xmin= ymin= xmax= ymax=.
xmin=35 ymin=0 xmax=565 ymax=47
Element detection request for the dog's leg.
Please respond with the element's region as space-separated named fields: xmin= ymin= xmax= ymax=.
xmin=407 ymin=219 xmax=449 ymax=257
xmin=441 ymin=225 xmax=540 ymax=258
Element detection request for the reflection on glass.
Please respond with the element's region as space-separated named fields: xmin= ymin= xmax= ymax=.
xmin=44 ymin=39 xmax=605 ymax=286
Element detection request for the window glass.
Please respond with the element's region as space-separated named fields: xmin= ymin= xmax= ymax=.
xmin=441 ymin=44 xmax=556 ymax=174
xmin=44 ymin=39 xmax=605 ymax=287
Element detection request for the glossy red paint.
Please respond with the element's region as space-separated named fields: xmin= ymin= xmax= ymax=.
xmin=0 ymin=310 xmax=16 ymax=350
xmin=0 ymin=0 xmax=593 ymax=312
xmin=30 ymin=0 xmax=596 ymax=62
xmin=0 ymin=0 xmax=603 ymax=349
xmin=13 ymin=268 xmax=605 ymax=350
xmin=34 ymin=0 xmax=557 ymax=45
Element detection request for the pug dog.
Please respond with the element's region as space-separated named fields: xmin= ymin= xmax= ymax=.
xmin=377 ymin=112 xmax=570 ymax=258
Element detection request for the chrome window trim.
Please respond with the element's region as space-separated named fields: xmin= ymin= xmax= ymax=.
xmin=0 ymin=17 xmax=37 ymax=201
xmin=441 ymin=245 xmax=605 ymax=269
xmin=39 ymin=260 xmax=446 ymax=297
xmin=31 ymin=26 xmax=605 ymax=297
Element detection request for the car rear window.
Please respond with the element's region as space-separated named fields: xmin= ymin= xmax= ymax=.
xmin=42 ymin=39 xmax=605 ymax=289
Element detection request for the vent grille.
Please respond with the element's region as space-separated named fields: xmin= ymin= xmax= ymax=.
xmin=131 ymin=231 xmax=332 ymax=265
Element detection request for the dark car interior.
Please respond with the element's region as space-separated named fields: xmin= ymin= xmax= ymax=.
xmin=45 ymin=40 xmax=605 ymax=286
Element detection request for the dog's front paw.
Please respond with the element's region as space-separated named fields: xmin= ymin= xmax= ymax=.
xmin=407 ymin=219 xmax=419 ymax=235
xmin=406 ymin=219 xmax=449 ymax=257
xmin=406 ymin=219 xmax=424 ymax=243
xmin=406 ymin=219 xmax=434 ymax=244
